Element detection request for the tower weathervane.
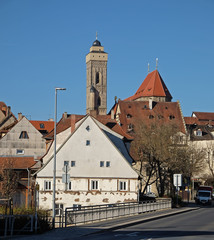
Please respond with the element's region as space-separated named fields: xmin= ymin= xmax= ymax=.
xmin=156 ymin=58 xmax=158 ymax=70
xmin=96 ymin=32 xmax=98 ymax=40
xmin=148 ymin=63 xmax=150 ymax=73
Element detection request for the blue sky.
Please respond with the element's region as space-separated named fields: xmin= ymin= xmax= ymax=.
xmin=0 ymin=0 xmax=213 ymax=121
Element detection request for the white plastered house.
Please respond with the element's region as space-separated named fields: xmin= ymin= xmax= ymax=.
xmin=35 ymin=114 xmax=139 ymax=210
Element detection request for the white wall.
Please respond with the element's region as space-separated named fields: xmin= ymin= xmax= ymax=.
xmin=36 ymin=116 xmax=139 ymax=209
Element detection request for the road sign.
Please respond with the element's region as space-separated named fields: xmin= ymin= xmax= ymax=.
xmin=173 ymin=174 xmax=182 ymax=187
xmin=62 ymin=174 xmax=70 ymax=183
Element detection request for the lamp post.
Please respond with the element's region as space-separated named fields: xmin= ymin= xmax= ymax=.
xmin=52 ymin=87 xmax=66 ymax=228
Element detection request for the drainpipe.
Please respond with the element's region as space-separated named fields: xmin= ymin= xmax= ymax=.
xmin=27 ymin=168 xmax=30 ymax=208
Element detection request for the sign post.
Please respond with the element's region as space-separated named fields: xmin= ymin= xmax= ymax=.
xmin=173 ymin=174 xmax=182 ymax=206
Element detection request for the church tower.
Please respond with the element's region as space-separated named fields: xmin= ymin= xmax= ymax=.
xmin=86 ymin=36 xmax=108 ymax=115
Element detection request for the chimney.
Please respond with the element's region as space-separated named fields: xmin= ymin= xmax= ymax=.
xmin=111 ymin=109 xmax=115 ymax=119
xmin=18 ymin=113 xmax=23 ymax=121
xmin=7 ymin=106 xmax=11 ymax=116
xmin=71 ymin=114 xmax=76 ymax=132
xmin=149 ymin=98 xmax=153 ymax=110
xmin=63 ymin=112 xmax=68 ymax=119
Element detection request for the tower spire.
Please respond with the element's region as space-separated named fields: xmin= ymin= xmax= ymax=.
xmin=148 ymin=62 xmax=150 ymax=73
xmin=156 ymin=58 xmax=158 ymax=70
xmin=96 ymin=31 xmax=98 ymax=40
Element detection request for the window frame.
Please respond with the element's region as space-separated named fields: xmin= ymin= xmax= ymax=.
xmin=19 ymin=131 xmax=29 ymax=139
xmin=44 ymin=180 xmax=52 ymax=191
xmin=106 ymin=161 xmax=111 ymax=167
xmin=119 ymin=180 xmax=128 ymax=191
xmin=91 ymin=180 xmax=99 ymax=190
xmin=16 ymin=149 xmax=24 ymax=155
xmin=71 ymin=161 xmax=76 ymax=167
xmin=100 ymin=161 xmax=104 ymax=167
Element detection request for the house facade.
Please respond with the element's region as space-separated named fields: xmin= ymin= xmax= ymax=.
xmin=0 ymin=115 xmax=46 ymax=158
xmin=110 ymin=69 xmax=187 ymax=195
xmin=185 ymin=112 xmax=214 ymax=185
xmin=35 ymin=115 xmax=139 ymax=210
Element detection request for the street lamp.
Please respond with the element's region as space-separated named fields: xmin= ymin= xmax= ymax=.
xmin=52 ymin=87 xmax=66 ymax=228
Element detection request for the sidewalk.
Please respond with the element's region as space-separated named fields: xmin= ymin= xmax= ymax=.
xmin=9 ymin=206 xmax=200 ymax=240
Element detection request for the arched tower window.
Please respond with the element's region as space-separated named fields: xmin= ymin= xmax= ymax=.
xmin=97 ymin=96 xmax=101 ymax=107
xmin=96 ymin=72 xmax=99 ymax=84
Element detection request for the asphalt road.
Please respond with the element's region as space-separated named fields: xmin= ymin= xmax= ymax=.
xmin=74 ymin=206 xmax=214 ymax=240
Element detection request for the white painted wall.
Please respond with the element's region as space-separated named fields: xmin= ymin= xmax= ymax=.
xmin=36 ymin=115 xmax=139 ymax=209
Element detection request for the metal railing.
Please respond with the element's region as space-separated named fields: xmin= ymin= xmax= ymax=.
xmin=0 ymin=214 xmax=35 ymax=237
xmin=65 ymin=199 xmax=171 ymax=226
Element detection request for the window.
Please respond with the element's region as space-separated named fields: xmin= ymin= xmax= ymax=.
xmin=169 ymin=115 xmax=175 ymax=120
xmin=71 ymin=161 xmax=76 ymax=167
xmin=119 ymin=181 xmax=127 ymax=191
xmin=91 ymin=180 xmax=99 ymax=190
xmin=97 ymin=97 xmax=101 ymax=106
xmin=67 ymin=182 xmax=72 ymax=190
xmin=64 ymin=161 xmax=69 ymax=166
xmin=73 ymin=204 xmax=81 ymax=211
xmin=44 ymin=180 xmax=52 ymax=190
xmin=19 ymin=131 xmax=29 ymax=139
xmin=127 ymin=123 xmax=134 ymax=132
xmin=16 ymin=149 xmax=24 ymax=155
xmin=86 ymin=125 xmax=90 ymax=131
xmin=96 ymin=72 xmax=99 ymax=84
xmin=86 ymin=140 xmax=90 ymax=146
xmin=55 ymin=203 xmax=63 ymax=216
xmin=40 ymin=123 xmax=45 ymax=128
xmin=196 ymin=129 xmax=202 ymax=136
xmin=126 ymin=114 xmax=132 ymax=118
xmin=100 ymin=161 xmax=104 ymax=167
xmin=106 ymin=161 xmax=111 ymax=167
xmin=149 ymin=115 xmax=154 ymax=119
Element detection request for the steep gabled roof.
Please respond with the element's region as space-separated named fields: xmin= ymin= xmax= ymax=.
xmin=30 ymin=120 xmax=54 ymax=134
xmin=125 ymin=70 xmax=172 ymax=101
xmin=44 ymin=114 xmax=133 ymax=141
xmin=36 ymin=114 xmax=137 ymax=178
xmin=0 ymin=157 xmax=36 ymax=169
xmin=44 ymin=114 xmax=85 ymax=140
xmin=192 ymin=112 xmax=214 ymax=121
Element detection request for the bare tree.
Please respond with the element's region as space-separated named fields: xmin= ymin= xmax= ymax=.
xmin=0 ymin=159 xmax=18 ymax=199
xmin=131 ymin=120 xmax=205 ymax=197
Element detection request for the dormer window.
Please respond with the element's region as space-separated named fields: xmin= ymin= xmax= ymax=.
xmin=40 ymin=123 xmax=45 ymax=128
xmin=19 ymin=131 xmax=29 ymax=139
xmin=126 ymin=114 xmax=132 ymax=118
xmin=127 ymin=123 xmax=134 ymax=132
xmin=149 ymin=115 xmax=154 ymax=119
xmin=195 ymin=129 xmax=202 ymax=137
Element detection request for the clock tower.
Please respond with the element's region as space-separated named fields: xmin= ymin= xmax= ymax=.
xmin=86 ymin=37 xmax=108 ymax=115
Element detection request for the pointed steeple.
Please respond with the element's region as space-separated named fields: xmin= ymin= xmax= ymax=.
xmin=125 ymin=70 xmax=172 ymax=102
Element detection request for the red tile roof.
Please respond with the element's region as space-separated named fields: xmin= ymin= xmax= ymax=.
xmin=44 ymin=114 xmax=133 ymax=141
xmin=0 ymin=157 xmax=36 ymax=169
xmin=30 ymin=120 xmax=54 ymax=133
xmin=44 ymin=114 xmax=85 ymax=139
xmin=192 ymin=112 xmax=214 ymax=121
xmin=116 ymin=100 xmax=186 ymax=134
xmin=125 ymin=70 xmax=172 ymax=101
xmin=94 ymin=114 xmax=133 ymax=140
xmin=184 ymin=113 xmax=214 ymax=126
